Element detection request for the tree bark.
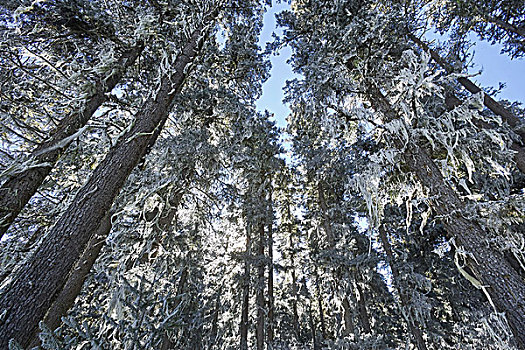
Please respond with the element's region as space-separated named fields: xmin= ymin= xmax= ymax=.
xmin=408 ymin=33 xmax=525 ymax=144
xmin=28 ymin=211 xmax=112 ymax=347
xmin=267 ymin=222 xmax=274 ymax=346
xmin=0 ymin=14 xmax=215 ymax=347
xmin=341 ymin=296 xmax=355 ymax=337
xmin=240 ymin=226 xmax=251 ymax=350
xmin=365 ymin=82 xmax=525 ymax=349
xmin=354 ymin=279 xmax=371 ymax=335
xmin=256 ymin=223 xmax=265 ymax=350
xmin=0 ymin=43 xmax=144 ymax=238
xmin=378 ymin=226 xmax=428 ymax=350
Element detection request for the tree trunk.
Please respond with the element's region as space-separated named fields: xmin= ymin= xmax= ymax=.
xmin=354 ymin=280 xmax=371 ymax=335
xmin=256 ymin=223 xmax=265 ymax=350
xmin=378 ymin=226 xmax=428 ymax=350
xmin=0 ymin=43 xmax=144 ymax=238
xmin=408 ymin=33 xmax=525 ymax=144
xmin=209 ymin=292 xmax=221 ymax=345
xmin=308 ymin=301 xmax=319 ymax=350
xmin=267 ymin=222 xmax=274 ymax=346
xmin=483 ymin=14 xmax=525 ymax=37
xmin=365 ymin=82 xmax=525 ymax=349
xmin=0 ymin=14 xmax=216 ymax=347
xmin=288 ymin=206 xmax=300 ymax=339
xmin=240 ymin=226 xmax=251 ymax=350
xmin=341 ymin=296 xmax=355 ymax=337
xmin=315 ymin=273 xmax=327 ymax=340
xmin=161 ymin=267 xmax=188 ymax=350
xmin=28 ymin=211 xmax=112 ymax=347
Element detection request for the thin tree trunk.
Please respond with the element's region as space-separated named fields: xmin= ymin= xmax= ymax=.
xmin=240 ymin=226 xmax=252 ymax=350
xmin=0 ymin=42 xmax=144 ymax=238
xmin=354 ymin=279 xmax=371 ymax=335
xmin=308 ymin=301 xmax=319 ymax=350
xmin=408 ymin=33 xmax=525 ymax=144
xmin=267 ymin=222 xmax=274 ymax=346
xmin=315 ymin=273 xmax=327 ymax=340
xmin=364 ymin=81 xmax=525 ymax=349
xmin=161 ymin=267 xmax=188 ymax=350
xmin=0 ymin=12 xmax=216 ymax=347
xmin=483 ymin=14 xmax=525 ymax=37
xmin=318 ymin=182 xmax=335 ymax=246
xmin=209 ymin=292 xmax=221 ymax=345
xmin=341 ymin=296 xmax=355 ymax=337
xmin=378 ymin=226 xmax=427 ymax=350
xmin=288 ymin=205 xmax=300 ymax=339
xmin=256 ymin=223 xmax=265 ymax=350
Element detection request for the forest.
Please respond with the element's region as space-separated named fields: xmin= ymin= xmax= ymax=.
xmin=0 ymin=0 xmax=524 ymax=349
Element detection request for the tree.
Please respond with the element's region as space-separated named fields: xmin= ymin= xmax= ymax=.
xmin=0 ymin=3 xmax=225 ymax=347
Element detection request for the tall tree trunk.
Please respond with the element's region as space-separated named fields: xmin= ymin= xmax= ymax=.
xmin=315 ymin=272 xmax=327 ymax=341
xmin=256 ymin=223 xmax=265 ymax=350
xmin=354 ymin=279 xmax=371 ymax=335
xmin=29 ymin=211 xmax=113 ymax=347
xmin=288 ymin=206 xmax=300 ymax=339
xmin=318 ymin=182 xmax=335 ymax=246
xmin=308 ymin=301 xmax=319 ymax=350
xmin=364 ymin=81 xmax=525 ymax=349
xmin=209 ymin=292 xmax=221 ymax=345
xmin=378 ymin=226 xmax=428 ymax=350
xmin=161 ymin=267 xmax=188 ymax=350
xmin=0 ymin=42 xmax=144 ymax=238
xmin=267 ymin=222 xmax=274 ymax=346
xmin=240 ymin=226 xmax=252 ymax=350
xmin=341 ymin=296 xmax=355 ymax=337
xmin=408 ymin=34 xmax=525 ymax=144
xmin=0 ymin=12 xmax=216 ymax=347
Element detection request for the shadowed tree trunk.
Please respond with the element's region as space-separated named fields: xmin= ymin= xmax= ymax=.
xmin=0 ymin=42 xmax=144 ymax=238
xmin=341 ymin=296 xmax=355 ymax=337
xmin=363 ymin=80 xmax=525 ymax=349
xmin=267 ymin=222 xmax=274 ymax=346
xmin=240 ymin=226 xmax=252 ymax=350
xmin=0 ymin=10 xmax=218 ymax=347
xmin=256 ymin=223 xmax=265 ymax=350
xmin=379 ymin=225 xmax=428 ymax=350
xmin=354 ymin=279 xmax=371 ymax=335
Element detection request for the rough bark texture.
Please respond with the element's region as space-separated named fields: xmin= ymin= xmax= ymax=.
xmin=0 ymin=43 xmax=144 ymax=238
xmin=366 ymin=83 xmax=525 ymax=349
xmin=240 ymin=226 xmax=251 ymax=350
xmin=0 ymin=20 xmax=211 ymax=348
xmin=29 ymin=211 xmax=112 ymax=347
xmin=256 ymin=223 xmax=265 ymax=350
xmin=409 ymin=34 xmax=525 ymax=144
xmin=379 ymin=226 xmax=428 ymax=350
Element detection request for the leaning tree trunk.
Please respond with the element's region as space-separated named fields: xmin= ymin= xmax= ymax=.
xmin=0 ymin=12 xmax=216 ymax=347
xmin=29 ymin=211 xmax=113 ymax=348
xmin=364 ymin=82 xmax=525 ymax=349
xmin=0 ymin=43 xmax=144 ymax=238
xmin=379 ymin=226 xmax=428 ymax=350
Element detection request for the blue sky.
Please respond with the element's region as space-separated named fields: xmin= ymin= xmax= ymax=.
xmin=256 ymin=4 xmax=524 ymax=128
